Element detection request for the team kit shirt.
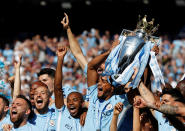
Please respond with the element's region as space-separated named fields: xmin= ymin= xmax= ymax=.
xmin=54 ymin=65 xmax=89 ymax=131
xmin=83 ymin=84 xmax=129 ymax=131
xmin=29 ymin=108 xmax=56 ymax=131
xmin=10 ymin=123 xmax=39 ymax=131
xmin=155 ymin=111 xmax=177 ymax=131
xmin=56 ymin=106 xmax=82 ymax=131
xmin=0 ymin=114 xmax=12 ymax=130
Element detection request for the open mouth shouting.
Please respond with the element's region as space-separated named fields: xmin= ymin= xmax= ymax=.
xmin=68 ymin=106 xmax=78 ymax=115
xmin=11 ymin=110 xmax=18 ymax=118
xmin=97 ymin=67 xmax=103 ymax=74
xmin=98 ymin=86 xmax=103 ymax=97
xmin=36 ymin=98 xmax=44 ymax=107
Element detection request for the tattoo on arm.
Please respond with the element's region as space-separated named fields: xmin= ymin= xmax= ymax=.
xmin=157 ymin=104 xmax=179 ymax=115
xmin=140 ymin=84 xmax=148 ymax=96
xmin=139 ymin=82 xmax=155 ymax=102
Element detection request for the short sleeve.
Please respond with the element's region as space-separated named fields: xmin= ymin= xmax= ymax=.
xmin=87 ymin=84 xmax=97 ymax=100
xmin=63 ymin=84 xmax=77 ymax=98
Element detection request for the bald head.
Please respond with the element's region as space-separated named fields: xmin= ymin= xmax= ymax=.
xmin=67 ymin=92 xmax=84 ymax=102
xmin=67 ymin=92 xmax=84 ymax=118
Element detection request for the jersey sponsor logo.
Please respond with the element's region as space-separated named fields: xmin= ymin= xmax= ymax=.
xmin=65 ymin=124 xmax=72 ymax=131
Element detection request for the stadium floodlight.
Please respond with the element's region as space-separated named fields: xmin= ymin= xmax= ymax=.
xmin=61 ymin=2 xmax=72 ymax=9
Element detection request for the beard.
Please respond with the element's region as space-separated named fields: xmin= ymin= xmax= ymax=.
xmin=0 ymin=109 xmax=5 ymax=121
xmin=97 ymin=94 xmax=106 ymax=100
xmin=35 ymin=101 xmax=49 ymax=114
xmin=10 ymin=112 xmax=25 ymax=128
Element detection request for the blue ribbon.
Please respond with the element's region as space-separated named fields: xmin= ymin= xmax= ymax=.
xmin=103 ymin=36 xmax=164 ymax=91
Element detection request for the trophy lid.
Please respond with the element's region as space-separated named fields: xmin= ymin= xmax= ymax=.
xmin=136 ymin=15 xmax=159 ymax=36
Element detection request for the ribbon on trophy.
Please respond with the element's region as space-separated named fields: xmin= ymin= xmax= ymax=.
xmin=0 ymin=60 xmax=5 ymax=79
xmin=102 ymin=15 xmax=165 ymax=92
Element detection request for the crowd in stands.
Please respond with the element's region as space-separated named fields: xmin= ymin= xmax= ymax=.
xmin=0 ymin=12 xmax=184 ymax=131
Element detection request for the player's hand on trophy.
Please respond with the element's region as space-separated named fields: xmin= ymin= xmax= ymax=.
xmin=131 ymin=67 xmax=138 ymax=80
xmin=151 ymin=45 xmax=159 ymax=55
xmin=61 ymin=12 xmax=69 ymax=30
xmin=124 ymin=67 xmax=138 ymax=93
xmin=110 ymin=39 xmax=120 ymax=51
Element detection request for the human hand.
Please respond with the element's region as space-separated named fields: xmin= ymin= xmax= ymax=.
xmin=133 ymin=95 xmax=147 ymax=108
xmin=113 ymin=102 xmax=123 ymax=116
xmin=14 ymin=54 xmax=22 ymax=69
xmin=130 ymin=67 xmax=138 ymax=81
xmin=2 ymin=124 xmax=12 ymax=131
xmin=80 ymin=110 xmax=87 ymax=126
xmin=124 ymin=67 xmax=138 ymax=91
xmin=56 ymin=46 xmax=68 ymax=58
xmin=61 ymin=13 xmax=69 ymax=30
xmin=151 ymin=45 xmax=159 ymax=55
xmin=110 ymin=39 xmax=120 ymax=51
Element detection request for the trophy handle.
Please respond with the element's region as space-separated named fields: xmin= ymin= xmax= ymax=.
xmin=148 ymin=36 xmax=161 ymax=45
xmin=120 ymin=29 xmax=135 ymax=37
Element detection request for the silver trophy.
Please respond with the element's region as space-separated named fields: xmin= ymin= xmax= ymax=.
xmin=117 ymin=15 xmax=159 ymax=75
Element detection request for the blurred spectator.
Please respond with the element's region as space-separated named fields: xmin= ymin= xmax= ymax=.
xmin=0 ymin=25 xmax=184 ymax=100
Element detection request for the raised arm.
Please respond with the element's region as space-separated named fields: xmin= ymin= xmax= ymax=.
xmin=134 ymin=95 xmax=185 ymax=117
xmin=133 ymin=107 xmax=140 ymax=131
xmin=54 ymin=46 xmax=67 ymax=109
xmin=149 ymin=102 xmax=185 ymax=117
xmin=87 ymin=50 xmax=110 ymax=87
xmin=87 ymin=40 xmax=119 ymax=87
xmin=13 ymin=55 xmax=22 ymax=100
xmin=110 ymin=102 xmax=123 ymax=131
xmin=8 ymin=75 xmax=15 ymax=98
xmin=61 ymin=13 xmax=88 ymax=70
xmin=138 ymin=82 xmax=155 ymax=105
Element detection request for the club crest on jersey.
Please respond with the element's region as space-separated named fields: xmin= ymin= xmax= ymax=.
xmin=49 ymin=120 xmax=55 ymax=126
xmin=106 ymin=104 xmax=113 ymax=110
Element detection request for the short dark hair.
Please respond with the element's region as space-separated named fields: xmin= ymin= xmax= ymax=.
xmin=176 ymin=80 xmax=185 ymax=99
xmin=37 ymin=68 xmax=55 ymax=78
xmin=0 ymin=95 xmax=9 ymax=107
xmin=162 ymin=88 xmax=185 ymax=103
xmin=68 ymin=92 xmax=84 ymax=102
xmin=16 ymin=95 xmax=34 ymax=120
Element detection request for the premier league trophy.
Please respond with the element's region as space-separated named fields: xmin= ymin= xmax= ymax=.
xmin=118 ymin=15 xmax=159 ymax=74
xmin=103 ymin=15 xmax=164 ymax=91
